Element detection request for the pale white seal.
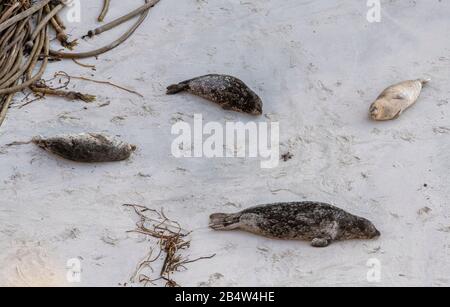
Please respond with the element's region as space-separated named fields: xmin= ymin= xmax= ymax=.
xmin=370 ymin=79 xmax=430 ymax=121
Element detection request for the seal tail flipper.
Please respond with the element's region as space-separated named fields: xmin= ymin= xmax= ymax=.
xmin=209 ymin=213 xmax=241 ymax=231
xmin=418 ymin=78 xmax=431 ymax=86
xmin=166 ymin=82 xmax=189 ymax=95
xmin=31 ymin=136 xmax=46 ymax=148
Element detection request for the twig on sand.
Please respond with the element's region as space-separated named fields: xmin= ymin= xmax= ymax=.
xmin=55 ymin=71 xmax=144 ymax=98
xmin=18 ymin=95 xmax=44 ymax=109
xmin=31 ymin=84 xmax=96 ymax=103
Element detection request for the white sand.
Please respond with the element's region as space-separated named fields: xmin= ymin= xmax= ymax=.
xmin=1 ymin=0 xmax=450 ymax=287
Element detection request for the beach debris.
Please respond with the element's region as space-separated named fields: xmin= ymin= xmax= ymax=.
xmin=417 ymin=207 xmax=432 ymax=216
xmin=0 ymin=0 xmax=162 ymax=128
xmin=167 ymin=74 xmax=263 ymax=115
xmin=210 ymin=202 xmax=380 ymax=247
xmin=53 ymin=72 xmax=144 ymax=98
xmin=369 ymin=79 xmax=430 ymax=121
xmin=124 ymin=204 xmax=216 ymax=287
xmin=33 ymin=133 xmax=136 ymax=162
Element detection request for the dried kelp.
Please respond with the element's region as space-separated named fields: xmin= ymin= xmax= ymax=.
xmin=0 ymin=0 xmax=161 ymax=128
xmin=124 ymin=204 xmax=216 ymax=287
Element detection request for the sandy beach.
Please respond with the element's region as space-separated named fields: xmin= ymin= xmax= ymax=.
xmin=1 ymin=0 xmax=450 ymax=286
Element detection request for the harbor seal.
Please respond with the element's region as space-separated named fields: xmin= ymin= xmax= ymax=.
xmin=33 ymin=133 xmax=136 ymax=162
xmin=166 ymin=74 xmax=263 ymax=115
xmin=369 ymin=79 xmax=430 ymax=121
xmin=209 ymin=202 xmax=380 ymax=247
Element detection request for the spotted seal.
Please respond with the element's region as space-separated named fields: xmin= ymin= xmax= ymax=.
xmin=33 ymin=133 xmax=136 ymax=162
xmin=209 ymin=202 xmax=380 ymax=247
xmin=166 ymin=74 xmax=263 ymax=115
xmin=369 ymin=79 xmax=430 ymax=121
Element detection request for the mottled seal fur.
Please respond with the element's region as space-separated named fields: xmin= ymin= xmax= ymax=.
xmin=370 ymin=79 xmax=430 ymax=121
xmin=33 ymin=133 xmax=136 ymax=162
xmin=210 ymin=202 xmax=380 ymax=247
xmin=167 ymin=74 xmax=263 ymax=115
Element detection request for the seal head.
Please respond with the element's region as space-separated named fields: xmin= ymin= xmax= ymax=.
xmin=369 ymin=98 xmax=401 ymax=121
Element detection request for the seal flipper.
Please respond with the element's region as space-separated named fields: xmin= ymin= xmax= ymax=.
xmin=209 ymin=213 xmax=241 ymax=230
xmin=311 ymin=237 xmax=331 ymax=248
xmin=166 ymin=82 xmax=190 ymax=95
